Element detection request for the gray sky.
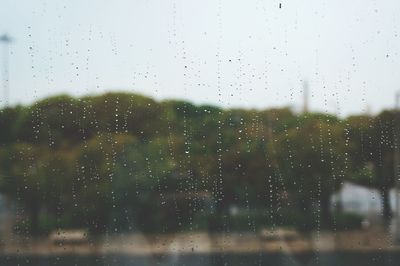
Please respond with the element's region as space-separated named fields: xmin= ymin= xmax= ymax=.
xmin=1 ymin=0 xmax=400 ymax=116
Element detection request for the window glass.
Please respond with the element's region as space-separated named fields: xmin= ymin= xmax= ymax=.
xmin=1 ymin=1 xmax=400 ymax=265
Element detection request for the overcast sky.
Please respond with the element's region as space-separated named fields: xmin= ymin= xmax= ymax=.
xmin=1 ymin=0 xmax=400 ymax=116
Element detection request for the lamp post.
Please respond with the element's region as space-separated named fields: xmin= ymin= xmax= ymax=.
xmin=0 ymin=34 xmax=12 ymax=107
xmin=394 ymin=91 xmax=400 ymax=242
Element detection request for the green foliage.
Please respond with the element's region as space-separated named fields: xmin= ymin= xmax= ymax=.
xmin=0 ymin=92 xmax=396 ymax=234
xmin=333 ymin=212 xmax=363 ymax=230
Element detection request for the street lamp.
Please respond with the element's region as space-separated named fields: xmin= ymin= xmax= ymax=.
xmin=0 ymin=33 xmax=12 ymax=107
xmin=394 ymin=91 xmax=400 ymax=242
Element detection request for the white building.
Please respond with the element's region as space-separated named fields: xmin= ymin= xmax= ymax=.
xmin=331 ymin=182 xmax=398 ymax=217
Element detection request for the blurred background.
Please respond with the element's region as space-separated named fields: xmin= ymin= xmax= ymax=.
xmin=1 ymin=0 xmax=400 ymax=265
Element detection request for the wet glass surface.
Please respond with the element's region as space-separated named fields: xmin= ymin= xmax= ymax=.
xmin=1 ymin=0 xmax=400 ymax=265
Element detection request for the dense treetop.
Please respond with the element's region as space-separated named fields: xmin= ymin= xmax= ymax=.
xmin=0 ymin=92 xmax=397 ymax=233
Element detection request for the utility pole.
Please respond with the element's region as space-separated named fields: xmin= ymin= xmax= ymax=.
xmin=394 ymin=91 xmax=400 ymax=242
xmin=302 ymin=80 xmax=309 ymax=113
xmin=0 ymin=34 xmax=12 ymax=107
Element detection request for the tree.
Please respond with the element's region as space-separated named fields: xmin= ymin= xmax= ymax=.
xmin=276 ymin=114 xmax=346 ymax=229
xmin=346 ymin=111 xmax=396 ymax=224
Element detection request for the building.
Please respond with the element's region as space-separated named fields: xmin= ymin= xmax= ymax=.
xmin=331 ymin=181 xmax=397 ymax=218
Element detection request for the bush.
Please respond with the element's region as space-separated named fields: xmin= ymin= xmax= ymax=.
xmin=333 ymin=212 xmax=363 ymax=230
xmin=276 ymin=208 xmax=318 ymax=232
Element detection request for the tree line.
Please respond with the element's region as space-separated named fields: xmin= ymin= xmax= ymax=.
xmin=0 ymin=92 xmax=397 ymax=234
